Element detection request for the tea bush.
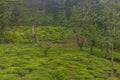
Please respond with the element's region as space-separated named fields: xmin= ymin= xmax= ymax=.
xmin=0 ymin=44 xmax=120 ymax=80
xmin=5 ymin=26 xmax=74 ymax=43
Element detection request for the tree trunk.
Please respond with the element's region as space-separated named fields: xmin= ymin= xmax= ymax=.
xmin=90 ymin=40 xmax=94 ymax=54
xmin=76 ymin=36 xmax=83 ymax=50
xmin=109 ymin=22 xmax=115 ymax=76
xmin=111 ymin=37 xmax=115 ymax=76
xmin=105 ymin=48 xmax=109 ymax=59
xmin=73 ymin=29 xmax=83 ymax=50
xmin=90 ymin=46 xmax=93 ymax=53
xmin=32 ymin=25 xmax=39 ymax=44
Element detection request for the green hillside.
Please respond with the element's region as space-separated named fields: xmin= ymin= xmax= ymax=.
xmin=5 ymin=26 xmax=74 ymax=43
xmin=0 ymin=0 xmax=120 ymax=80
xmin=0 ymin=44 xmax=120 ymax=80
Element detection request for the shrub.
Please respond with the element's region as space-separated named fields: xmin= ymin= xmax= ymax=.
xmin=51 ymin=67 xmax=66 ymax=80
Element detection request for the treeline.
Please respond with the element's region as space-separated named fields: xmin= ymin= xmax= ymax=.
xmin=11 ymin=0 xmax=104 ymax=26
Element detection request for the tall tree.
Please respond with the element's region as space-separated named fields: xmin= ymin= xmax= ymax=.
xmin=0 ymin=0 xmax=20 ymax=42
xmin=70 ymin=0 xmax=98 ymax=51
xmin=102 ymin=0 xmax=120 ymax=76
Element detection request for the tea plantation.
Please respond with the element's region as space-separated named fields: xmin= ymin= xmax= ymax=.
xmin=1 ymin=0 xmax=120 ymax=79
xmin=0 ymin=44 xmax=120 ymax=80
xmin=5 ymin=26 xmax=74 ymax=43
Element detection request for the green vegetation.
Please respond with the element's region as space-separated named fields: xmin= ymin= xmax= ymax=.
xmin=0 ymin=0 xmax=120 ymax=80
xmin=0 ymin=44 xmax=119 ymax=80
xmin=5 ymin=26 xmax=74 ymax=43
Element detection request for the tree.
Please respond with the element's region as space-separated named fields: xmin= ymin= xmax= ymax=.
xmin=0 ymin=0 xmax=18 ymax=42
xmin=102 ymin=1 xmax=120 ymax=76
xmin=0 ymin=0 xmax=6 ymax=42
xmin=70 ymin=0 xmax=98 ymax=51
xmin=10 ymin=5 xmax=22 ymax=28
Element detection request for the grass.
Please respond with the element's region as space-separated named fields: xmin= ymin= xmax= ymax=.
xmin=0 ymin=44 xmax=120 ymax=80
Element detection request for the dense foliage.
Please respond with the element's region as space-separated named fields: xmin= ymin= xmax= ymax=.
xmin=0 ymin=0 xmax=120 ymax=49
xmin=0 ymin=44 xmax=119 ymax=80
xmin=0 ymin=0 xmax=120 ymax=79
xmin=5 ymin=26 xmax=74 ymax=43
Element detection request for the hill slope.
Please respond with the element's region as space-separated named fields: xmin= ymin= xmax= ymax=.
xmin=5 ymin=26 xmax=74 ymax=43
xmin=0 ymin=44 xmax=120 ymax=80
